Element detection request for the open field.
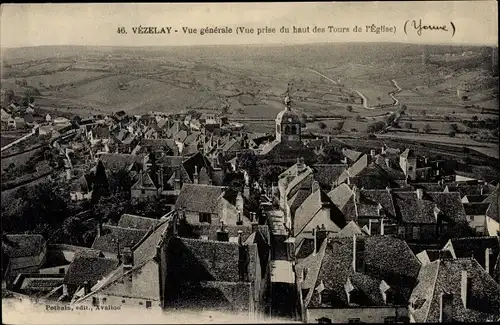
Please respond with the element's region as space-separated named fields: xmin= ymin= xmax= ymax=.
xmin=1 ymin=44 xmax=497 ymax=152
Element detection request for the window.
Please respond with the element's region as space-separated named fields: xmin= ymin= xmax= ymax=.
xmin=102 ymin=298 xmax=107 ymax=303
xmin=412 ymin=226 xmax=420 ymax=240
xmin=146 ymin=301 xmax=152 ymax=309
xmin=398 ymin=226 xmax=405 ymax=236
xmin=141 ymin=189 xmax=145 ymax=195
xmin=199 ymin=213 xmax=211 ymax=224
xmin=284 ymin=125 xmax=290 ymax=134
xmin=59 ymin=268 xmax=65 ymax=274
xmin=139 ymin=301 xmax=143 ymax=306
xmin=348 ymin=318 xmax=361 ymax=323
xmin=122 ymin=299 xmax=126 ymax=303
xmin=92 ymin=297 xmax=99 ymax=306
xmin=408 ymin=166 xmax=413 ymax=171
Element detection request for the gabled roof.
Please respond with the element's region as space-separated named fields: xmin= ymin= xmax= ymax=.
xmin=328 ymin=184 xmax=354 ymax=211
xmin=118 ymin=214 xmax=160 ymax=230
xmin=98 ymin=153 xmax=145 ymax=171
xmin=63 ymin=256 xmax=118 ymax=288
xmin=3 ymin=234 xmax=46 ymax=258
xmin=91 ymin=225 xmax=148 ymax=254
xmin=342 ymin=148 xmax=363 ymax=163
xmin=463 ymin=203 xmax=490 ymax=216
xmin=175 ymin=183 xmax=226 ymax=214
xmin=392 ymin=191 xmax=467 ymax=224
xmin=91 ymin=126 xmax=110 ymax=139
xmin=312 ymin=164 xmax=348 ymax=190
xmin=133 ymin=219 xmax=170 ymax=266
xmin=359 ymin=189 xmax=397 ymax=219
xmin=400 ymin=148 xmax=415 ymax=159
xmin=304 ymin=235 xmax=420 ymax=309
xmin=410 ymin=258 xmax=500 ymax=323
xmin=484 ymin=186 xmax=499 ymax=222
xmin=131 ymin=171 xmax=157 ymax=190
xmin=447 ymin=237 xmax=500 ymax=271
xmin=335 ymin=221 xmax=365 ymax=238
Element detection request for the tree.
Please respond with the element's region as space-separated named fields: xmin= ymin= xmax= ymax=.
xmin=319 ymin=144 xmax=342 ymax=164
xmin=317 ymin=122 xmax=327 ymax=130
xmin=472 ymin=115 xmax=478 ymax=121
xmin=346 ymin=106 xmax=353 ymax=112
xmin=450 ymin=123 xmax=459 ymax=132
xmin=333 ymin=121 xmax=345 ymax=131
xmin=367 ymin=121 xmax=386 ymax=133
xmin=355 ymin=115 xmax=362 ymax=121
xmin=238 ymin=150 xmax=258 ymax=181
xmin=258 ymin=164 xmax=286 ymax=186
xmin=448 ymin=131 xmax=456 ymax=137
xmin=108 ymin=168 xmax=134 ymax=195
xmin=62 ymin=216 xmax=83 ymax=245
xmin=421 ymin=110 xmax=427 ymax=116
xmin=423 ymin=123 xmax=432 ymax=133
xmin=91 ymin=160 xmax=110 ymax=205
xmin=404 ymin=122 xmax=413 ymax=129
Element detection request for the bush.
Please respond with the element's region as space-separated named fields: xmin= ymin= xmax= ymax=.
xmin=448 ymin=131 xmax=456 ymax=137
xmin=423 ymin=123 xmax=432 ymax=133
xmin=355 ymin=115 xmax=362 ymax=121
xmin=346 ymin=106 xmax=353 ymax=112
xmin=333 ymin=121 xmax=345 ymax=130
xmin=450 ymin=123 xmax=459 ymax=132
xmin=404 ymin=122 xmax=413 ymax=129
xmin=317 ymin=122 xmax=327 ymax=130
xmin=367 ymin=121 xmax=386 ymax=133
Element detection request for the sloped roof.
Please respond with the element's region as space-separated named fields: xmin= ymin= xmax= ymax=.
xmin=336 ymin=221 xmax=364 ymax=238
xmin=410 ymin=258 xmax=500 ymax=322
xmin=312 ymin=164 xmax=348 ymax=190
xmin=99 ymin=153 xmax=145 ymax=171
xmin=448 ymin=237 xmax=500 ymax=271
xmin=91 ymin=225 xmax=148 ymax=254
xmin=118 ymin=214 xmax=160 ymax=230
xmin=342 ymin=148 xmax=363 ymax=163
xmin=392 ymin=191 xmax=467 ymax=224
xmin=463 ymin=203 xmax=490 ymax=216
xmin=328 ymin=183 xmax=353 ymax=210
xmin=133 ymin=220 xmax=170 ymax=266
xmin=360 ymin=189 xmax=397 ymax=219
xmin=484 ymin=186 xmax=499 ymax=222
xmin=175 ymin=183 xmax=226 ymax=214
xmin=63 ymin=256 xmax=118 ymax=288
xmin=131 ymin=171 xmax=157 ymax=190
xmin=3 ymin=235 xmax=46 ymax=258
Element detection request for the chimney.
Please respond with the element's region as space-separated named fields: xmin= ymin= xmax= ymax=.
xmin=297 ymin=157 xmax=305 ymax=173
xmin=380 ymin=218 xmax=385 ymax=235
xmin=237 ymin=230 xmax=243 ymax=246
xmin=251 ymin=212 xmax=259 ymax=233
xmin=312 ymin=228 xmax=317 ymax=257
xmin=352 ymin=234 xmax=357 ymax=271
xmin=461 ymin=270 xmax=471 ymax=309
xmin=377 ymin=203 xmax=383 ymax=217
xmin=381 ymin=146 xmax=385 ymax=154
xmin=174 ymin=168 xmax=181 ymax=191
xmin=370 ymin=149 xmax=376 ymax=157
xmin=157 ymin=167 xmax=163 ymax=191
xmin=434 ymin=205 xmax=441 ymax=221
xmin=352 ymin=185 xmax=360 ymax=203
xmin=386 ymin=186 xmax=391 ymax=194
xmin=285 ymin=236 xmax=296 ymax=262
xmin=193 ymin=166 xmax=199 ymax=184
xmin=172 ymin=211 xmax=179 ymax=237
xmin=416 ymin=188 xmax=423 ymax=200
xmin=327 ymin=135 xmax=331 ymax=143
xmin=440 ymin=293 xmax=454 ymax=323
xmin=96 ymin=221 xmax=102 ymax=237
xmin=83 ymin=281 xmax=91 ymax=295
xmin=122 ymin=246 xmax=133 ymax=272
xmin=316 ymin=225 xmax=328 ymax=252
xmin=236 ymin=211 xmax=243 ymax=226
xmin=485 ymin=248 xmax=492 ymax=274
xmin=312 ymin=180 xmax=320 ymax=193
xmin=424 ymin=157 xmax=429 ymax=165
xmin=217 ymin=221 xmax=229 ymax=242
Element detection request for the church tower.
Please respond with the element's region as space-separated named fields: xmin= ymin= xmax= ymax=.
xmin=275 ymin=93 xmax=301 ymax=143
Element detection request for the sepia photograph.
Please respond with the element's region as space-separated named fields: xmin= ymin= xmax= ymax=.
xmin=1 ymin=2 xmax=499 ymax=324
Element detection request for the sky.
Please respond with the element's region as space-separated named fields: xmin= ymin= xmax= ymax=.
xmin=0 ymin=2 xmax=498 ymax=48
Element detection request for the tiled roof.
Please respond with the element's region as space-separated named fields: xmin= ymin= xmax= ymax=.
xmin=168 ymin=237 xmax=242 ymax=283
xmin=91 ymin=225 xmax=148 ymax=254
xmin=312 ymin=164 xmax=348 ymax=190
xmin=305 ymin=235 xmax=420 ymax=308
xmin=131 ymin=171 xmax=157 ymax=190
xmin=328 ymin=184 xmax=354 ymax=211
xmin=133 ymin=220 xmax=170 ymax=266
xmin=484 ymin=186 xmax=499 ymax=222
xmin=447 ymin=237 xmax=499 ymax=271
xmin=335 ymin=221 xmax=364 ymax=238
xmin=118 ymin=214 xmax=160 ymax=230
xmin=3 ymin=235 xmax=46 ymax=258
xmin=99 ymin=153 xmax=145 ymax=171
xmin=289 ymin=188 xmax=312 ymax=216
xmin=175 ymin=183 xmax=226 ymax=214
xmin=342 ymin=148 xmax=363 ymax=163
xmin=463 ymin=203 xmax=490 ymax=216
xmin=294 ymin=190 xmax=345 ymax=237
xmin=91 ymin=126 xmax=110 ymax=139
xmin=63 ymin=256 xmax=118 ymax=288
xmin=410 ymin=258 xmax=500 ymax=322
xmin=392 ymin=191 xmax=467 ymax=224
xmin=181 ymin=152 xmax=213 ymax=183
xmin=141 ymin=139 xmax=178 ymax=154
xmin=360 ymin=189 xmax=396 ymax=219
xmin=349 ymin=272 xmax=385 ymax=306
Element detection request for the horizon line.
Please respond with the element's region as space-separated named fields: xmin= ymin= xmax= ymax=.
xmin=1 ymin=40 xmax=498 ymax=50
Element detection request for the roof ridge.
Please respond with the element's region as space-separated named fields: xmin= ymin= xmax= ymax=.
xmin=424 ymin=259 xmax=441 ymax=322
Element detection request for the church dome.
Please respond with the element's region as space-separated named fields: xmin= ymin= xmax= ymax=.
xmin=276 ymin=106 xmax=301 ymax=124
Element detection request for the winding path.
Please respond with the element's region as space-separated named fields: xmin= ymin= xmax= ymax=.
xmin=389 ymin=79 xmax=402 ymax=106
